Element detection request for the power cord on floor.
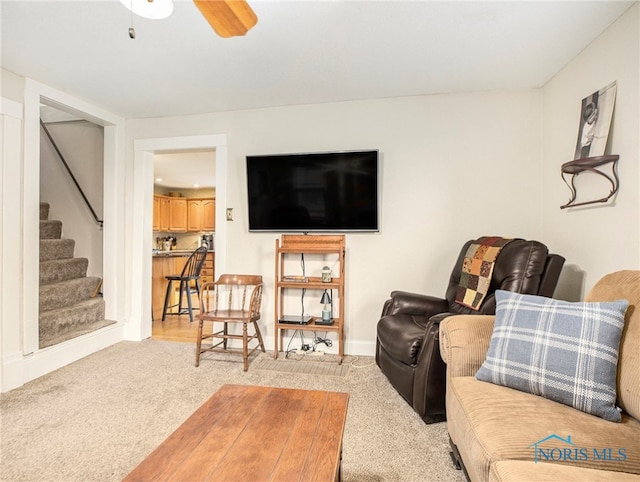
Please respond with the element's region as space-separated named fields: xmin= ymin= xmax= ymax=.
xmin=349 ymin=355 xmax=376 ymax=368
xmin=285 ymin=329 xmax=302 ymax=359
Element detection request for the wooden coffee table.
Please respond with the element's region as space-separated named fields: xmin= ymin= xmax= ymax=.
xmin=124 ymin=384 xmax=349 ymax=481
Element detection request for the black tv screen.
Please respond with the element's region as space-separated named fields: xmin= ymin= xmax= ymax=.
xmin=246 ymin=150 xmax=379 ymax=232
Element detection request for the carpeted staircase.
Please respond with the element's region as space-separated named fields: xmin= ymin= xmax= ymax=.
xmin=39 ymin=202 xmax=115 ymax=348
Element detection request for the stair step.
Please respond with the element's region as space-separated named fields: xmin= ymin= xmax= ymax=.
xmin=38 ymin=201 xmax=109 ymax=349
xmin=40 ymin=220 xmax=62 ymax=239
xmin=39 ymin=298 xmax=113 ymax=349
xmin=40 ymin=202 xmax=50 ymax=221
xmin=40 ymin=258 xmax=89 ymax=285
xmin=40 ymin=239 xmax=75 ymax=261
xmin=39 ymin=276 xmax=101 ymax=312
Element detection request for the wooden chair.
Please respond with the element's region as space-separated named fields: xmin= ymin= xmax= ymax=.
xmin=162 ymin=246 xmax=209 ymax=322
xmin=195 ymin=274 xmax=265 ymax=371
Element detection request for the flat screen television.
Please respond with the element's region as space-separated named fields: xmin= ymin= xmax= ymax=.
xmin=246 ymin=150 xmax=379 ymax=232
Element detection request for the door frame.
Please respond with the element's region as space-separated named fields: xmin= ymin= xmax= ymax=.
xmin=1 ymin=79 xmax=127 ymax=392
xmin=127 ymin=134 xmax=227 ymax=340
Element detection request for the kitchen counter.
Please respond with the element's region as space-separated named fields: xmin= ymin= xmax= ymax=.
xmin=153 ymin=249 xmax=214 ymax=257
xmin=151 ymin=250 xmax=215 ymax=320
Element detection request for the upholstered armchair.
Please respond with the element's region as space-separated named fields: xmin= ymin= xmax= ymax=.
xmin=375 ymin=237 xmax=565 ymax=423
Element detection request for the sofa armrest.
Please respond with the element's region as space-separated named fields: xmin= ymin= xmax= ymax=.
xmin=382 ymin=291 xmax=449 ymax=317
xmin=439 ymin=315 xmax=495 ymax=378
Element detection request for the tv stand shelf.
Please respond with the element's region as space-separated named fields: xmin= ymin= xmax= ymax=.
xmin=279 ymin=277 xmax=341 ymax=288
xmin=274 ymin=235 xmax=345 ymax=363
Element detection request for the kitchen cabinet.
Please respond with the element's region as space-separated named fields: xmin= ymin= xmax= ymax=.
xmin=202 ymin=199 xmax=215 ymax=231
xmin=154 ymin=195 xmax=214 ymax=233
xmin=153 ymin=195 xmax=171 ymax=231
xmin=152 ymin=252 xmax=214 ymax=320
xmin=151 ymin=254 xmax=189 ymax=320
xmin=187 ymin=198 xmax=215 ymax=232
xmin=201 ymin=252 xmax=215 ymax=284
xmin=160 ymin=197 xmax=170 ymax=231
xmin=169 ymin=198 xmax=188 ymax=232
xmin=187 ymin=200 xmax=201 ymax=231
xmin=153 ymin=196 xmax=160 ymax=230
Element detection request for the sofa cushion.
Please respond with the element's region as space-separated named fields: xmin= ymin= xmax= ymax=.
xmin=447 ymin=376 xmax=640 ymax=482
xmin=490 ymin=460 xmax=640 ymax=481
xmin=476 ymin=290 xmax=628 ymax=422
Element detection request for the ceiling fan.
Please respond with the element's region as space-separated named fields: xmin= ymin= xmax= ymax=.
xmin=121 ymin=0 xmax=257 ymax=38
xmin=193 ymin=0 xmax=257 ymax=38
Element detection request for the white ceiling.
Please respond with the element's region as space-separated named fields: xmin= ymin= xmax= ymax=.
xmin=153 ymin=150 xmax=216 ymax=189
xmin=1 ymin=1 xmax=634 ymax=120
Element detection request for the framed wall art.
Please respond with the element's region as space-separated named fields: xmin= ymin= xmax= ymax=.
xmin=574 ymin=81 xmax=617 ymax=160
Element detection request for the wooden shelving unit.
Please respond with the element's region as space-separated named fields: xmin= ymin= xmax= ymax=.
xmin=274 ymin=234 xmax=345 ymax=363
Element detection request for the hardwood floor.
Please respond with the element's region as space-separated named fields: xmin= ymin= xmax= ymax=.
xmin=152 ymin=314 xmax=199 ymax=342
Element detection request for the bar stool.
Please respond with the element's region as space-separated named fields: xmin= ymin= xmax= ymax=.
xmin=162 ymin=246 xmax=209 ymax=322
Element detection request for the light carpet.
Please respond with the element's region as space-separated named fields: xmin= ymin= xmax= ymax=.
xmin=0 ymin=340 xmax=465 ymax=482
xmin=252 ymin=354 xmax=351 ymax=377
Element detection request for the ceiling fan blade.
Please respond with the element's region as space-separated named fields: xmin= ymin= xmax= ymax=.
xmin=193 ymin=0 xmax=258 ymax=38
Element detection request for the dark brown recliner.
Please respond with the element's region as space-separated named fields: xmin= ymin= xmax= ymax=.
xmin=375 ymin=238 xmax=565 ymax=423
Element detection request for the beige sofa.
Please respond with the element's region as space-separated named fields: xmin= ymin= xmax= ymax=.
xmin=440 ymin=270 xmax=640 ymax=481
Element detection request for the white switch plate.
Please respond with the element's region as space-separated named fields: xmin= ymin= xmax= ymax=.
xmin=226 ymin=208 xmax=233 ymax=221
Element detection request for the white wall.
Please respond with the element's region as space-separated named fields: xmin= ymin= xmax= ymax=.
xmin=40 ymin=121 xmax=104 ymax=278
xmin=1 ymin=97 xmax=24 ymax=391
xmin=1 ymin=79 xmax=127 ymax=392
xmin=542 ymin=3 xmax=640 ymax=300
xmin=1 ymin=69 xmax=25 ymax=103
xmin=3 ymin=5 xmax=636 ymax=388
xmin=128 ymin=89 xmax=544 ymax=354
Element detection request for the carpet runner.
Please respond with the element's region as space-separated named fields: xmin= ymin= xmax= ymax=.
xmin=39 ymin=202 xmax=114 ymax=348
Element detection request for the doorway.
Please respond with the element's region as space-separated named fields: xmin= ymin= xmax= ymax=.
xmin=151 ymin=149 xmax=216 ymax=342
xmin=15 ymin=80 xmax=125 ymax=384
xmin=129 ymin=134 xmax=227 ymax=342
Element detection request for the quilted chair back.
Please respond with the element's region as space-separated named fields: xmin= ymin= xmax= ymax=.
xmin=443 ymin=238 xmax=564 ymax=316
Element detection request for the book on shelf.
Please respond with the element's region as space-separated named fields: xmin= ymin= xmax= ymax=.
xmin=282 ymin=275 xmax=308 ymax=282
xmin=279 ymin=315 xmax=312 ymax=324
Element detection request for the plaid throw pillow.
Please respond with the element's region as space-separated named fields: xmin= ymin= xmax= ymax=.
xmin=476 ymin=290 xmax=628 ymax=422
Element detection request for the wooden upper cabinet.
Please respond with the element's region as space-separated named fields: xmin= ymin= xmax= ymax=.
xmin=154 ymin=195 xmax=214 ymax=232
xmin=202 ymin=199 xmax=215 ymax=231
xmin=187 ymin=198 xmax=215 ymax=232
xmin=169 ymin=198 xmax=188 ymax=232
xmin=153 ymin=196 xmax=161 ymax=230
xmin=159 ymin=197 xmax=170 ymax=231
xmin=154 ymin=195 xmax=171 ymax=231
xmin=187 ymin=200 xmax=202 ymax=232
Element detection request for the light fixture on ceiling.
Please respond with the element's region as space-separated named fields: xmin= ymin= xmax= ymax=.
xmin=120 ymin=0 xmax=174 ymax=20
xmin=120 ymin=0 xmax=256 ymax=39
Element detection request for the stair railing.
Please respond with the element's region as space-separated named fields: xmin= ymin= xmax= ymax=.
xmin=40 ymin=119 xmax=103 ymax=228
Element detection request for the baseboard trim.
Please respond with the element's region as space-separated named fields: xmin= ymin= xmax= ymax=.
xmin=344 ymin=339 xmax=376 ymax=356
xmin=1 ymin=321 xmax=125 ymax=392
xmin=230 ymin=334 xmax=376 ymax=357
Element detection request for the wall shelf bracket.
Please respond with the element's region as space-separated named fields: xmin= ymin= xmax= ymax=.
xmin=560 ymin=155 xmax=619 ymax=209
